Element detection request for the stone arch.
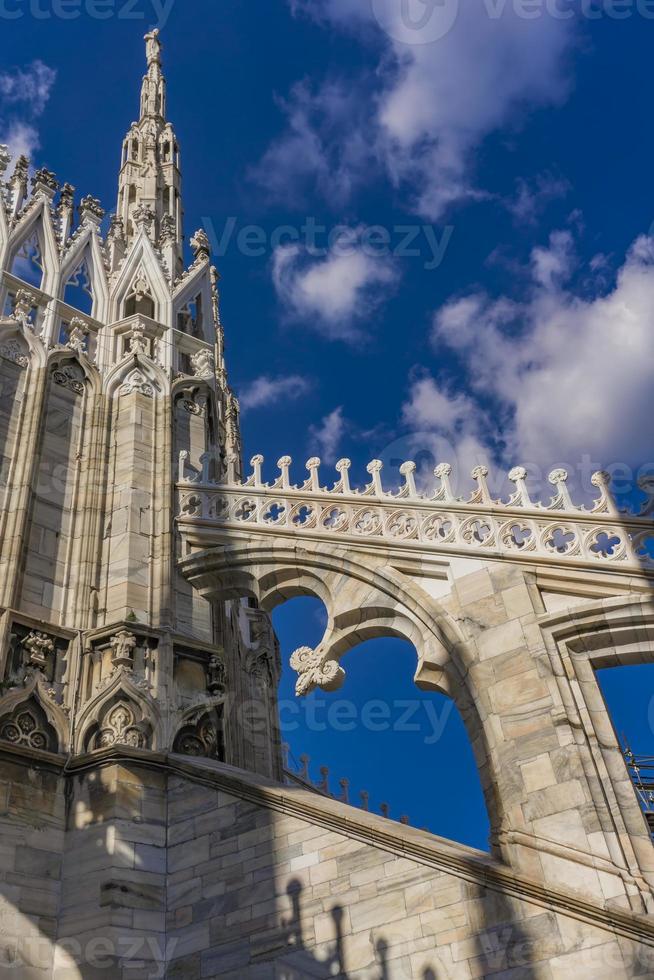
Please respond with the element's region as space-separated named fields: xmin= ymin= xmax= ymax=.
xmin=104 ymin=349 xmax=168 ymax=400
xmin=0 ymin=672 xmax=70 ymax=754
xmin=4 ymin=199 xmax=60 ymax=294
xmin=178 ymin=541 xmax=506 ymax=846
xmin=59 ymin=228 xmax=109 ymax=321
xmin=75 ymin=671 xmax=160 ymax=754
xmin=110 ymin=233 xmax=171 ymax=324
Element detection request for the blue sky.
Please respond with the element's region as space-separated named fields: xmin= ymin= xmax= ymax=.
xmin=1 ymin=0 xmax=652 ymax=848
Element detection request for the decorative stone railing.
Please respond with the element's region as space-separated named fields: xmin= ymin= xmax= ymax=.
xmin=282 ymin=744 xmax=413 ymax=828
xmin=176 ymin=454 xmax=654 ymax=575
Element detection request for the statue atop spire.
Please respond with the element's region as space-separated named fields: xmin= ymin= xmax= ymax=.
xmin=145 ymin=29 xmax=162 ymax=67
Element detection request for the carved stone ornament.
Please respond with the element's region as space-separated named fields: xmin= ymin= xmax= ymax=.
xmin=173 ymin=711 xmax=221 ymax=759
xmin=32 ymin=167 xmax=58 ymax=194
xmin=96 ymin=702 xmax=146 ymax=749
xmin=191 ymin=348 xmax=215 ymax=380
xmin=79 ymin=195 xmax=105 ymax=222
xmin=22 ymin=631 xmax=55 ymax=672
xmin=52 ymin=363 xmax=86 ymax=395
xmin=109 ymin=630 xmax=137 ymax=670
xmin=0 ymin=338 xmax=29 ymax=368
xmin=128 ymin=321 xmax=148 ymax=355
xmin=290 ymin=646 xmax=345 ymax=698
xmin=0 ymin=144 xmax=10 ymax=176
xmin=159 ymin=214 xmax=176 ymax=246
xmin=207 ymin=655 xmax=226 ymax=695
xmin=133 ymin=203 xmax=155 ymax=229
xmin=190 ymin=229 xmax=210 ymax=259
xmin=0 ymin=707 xmax=52 ymax=751
xmin=11 ymin=289 xmax=37 ymax=331
xmin=119 ymin=368 xmax=155 ymax=398
xmin=65 ymin=317 xmax=89 ymax=355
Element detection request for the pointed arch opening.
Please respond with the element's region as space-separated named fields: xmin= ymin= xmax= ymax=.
xmin=272 ymin=596 xmax=491 ymax=851
xmin=9 ymin=228 xmax=44 ymax=289
xmin=63 ymin=256 xmax=94 ymax=315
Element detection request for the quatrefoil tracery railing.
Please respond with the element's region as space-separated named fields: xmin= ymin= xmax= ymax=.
xmin=176 ymin=455 xmax=654 ymax=574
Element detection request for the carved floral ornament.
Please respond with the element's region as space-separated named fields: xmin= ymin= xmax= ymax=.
xmin=52 ymin=362 xmax=86 ymax=395
xmin=95 ymin=702 xmax=147 ymax=750
xmin=0 ymin=338 xmax=29 ymax=368
xmin=0 ymin=707 xmax=52 ymax=751
xmin=290 ymin=646 xmax=345 ymax=698
xmin=119 ymin=368 xmax=156 ymax=398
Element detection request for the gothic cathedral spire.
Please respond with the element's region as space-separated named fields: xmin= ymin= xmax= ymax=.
xmin=115 ymin=29 xmax=184 ymax=278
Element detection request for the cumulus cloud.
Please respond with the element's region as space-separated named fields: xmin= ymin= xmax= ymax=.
xmin=272 ymin=231 xmax=398 ymax=341
xmin=239 ymin=374 xmax=310 ymax=411
xmin=402 ymin=229 xmax=654 ymax=496
xmin=0 ymin=61 xmax=57 ymax=161
xmin=257 ymin=1 xmax=575 ymax=218
xmin=309 ymin=406 xmax=346 ymax=463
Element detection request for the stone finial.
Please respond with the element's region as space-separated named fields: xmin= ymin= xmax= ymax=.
xmin=433 ymin=462 xmax=454 ymax=502
xmin=32 ymin=167 xmax=58 ymax=196
xmin=79 ymin=195 xmax=105 ymax=223
xmin=399 ymin=460 xmax=418 ymax=498
xmin=366 ymin=459 xmax=384 ymax=497
xmin=335 ymin=458 xmax=352 ymax=494
xmin=11 ymin=155 xmax=29 ymax=184
xmin=508 ymin=466 xmax=533 ymax=508
xmin=0 ymin=145 xmax=11 ymax=177
xmin=471 ymin=464 xmax=492 ymax=504
xmin=590 ymin=470 xmax=617 ymax=516
xmin=548 ymin=468 xmax=574 ymax=511
xmin=306 ymin=457 xmax=321 ymax=493
xmin=191 ymin=348 xmax=215 ymax=380
xmin=250 ymin=454 xmax=264 ymax=487
xmin=277 ymin=456 xmax=292 ymax=490
xmin=65 ymin=318 xmax=89 ymax=355
xmin=190 ymin=229 xmax=210 ymax=260
xmin=58 ymin=182 xmax=75 ymax=209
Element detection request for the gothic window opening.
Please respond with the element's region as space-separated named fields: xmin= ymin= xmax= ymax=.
xmin=63 ymin=257 xmax=94 ymax=315
xmin=173 ymin=706 xmax=225 ymax=761
xmin=10 ymin=230 xmax=44 ymax=289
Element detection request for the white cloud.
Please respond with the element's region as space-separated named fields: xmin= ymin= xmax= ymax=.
xmin=309 ymin=406 xmax=346 ymax=463
xmin=259 ymin=1 xmax=575 ymax=218
xmin=272 ymin=232 xmax=398 ymax=341
xmin=0 ymin=61 xmax=57 ymax=162
xmin=402 ymin=229 xmax=654 ymax=496
xmin=239 ymin=374 xmax=310 ymax=410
